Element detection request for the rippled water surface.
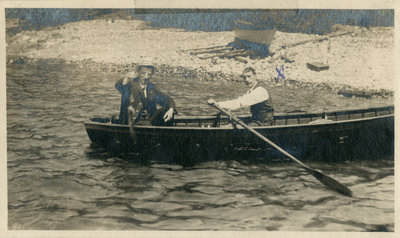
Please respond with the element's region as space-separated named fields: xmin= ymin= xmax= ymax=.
xmin=7 ymin=62 xmax=394 ymax=231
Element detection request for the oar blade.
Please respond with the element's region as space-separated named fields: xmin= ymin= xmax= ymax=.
xmin=310 ymin=169 xmax=353 ymax=197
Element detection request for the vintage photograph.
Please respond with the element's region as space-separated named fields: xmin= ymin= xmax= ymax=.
xmin=5 ymin=8 xmax=395 ymax=232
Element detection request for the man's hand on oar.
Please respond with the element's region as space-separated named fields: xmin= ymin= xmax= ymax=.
xmin=208 ymin=101 xmax=353 ymax=197
xmin=207 ymin=98 xmax=217 ymax=106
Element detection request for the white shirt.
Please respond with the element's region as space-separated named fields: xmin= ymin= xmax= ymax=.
xmin=218 ymin=86 xmax=270 ymax=110
xmin=140 ymin=84 xmax=147 ymax=98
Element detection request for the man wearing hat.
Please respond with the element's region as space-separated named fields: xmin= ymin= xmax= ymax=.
xmin=115 ymin=62 xmax=176 ymax=126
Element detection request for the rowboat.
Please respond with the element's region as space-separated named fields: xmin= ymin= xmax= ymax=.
xmin=84 ymin=106 xmax=394 ymax=163
xmin=230 ymin=27 xmax=276 ymax=57
xmin=233 ymin=27 xmax=276 ymax=45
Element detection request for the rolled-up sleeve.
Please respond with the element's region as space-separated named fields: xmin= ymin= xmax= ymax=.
xmin=218 ymin=87 xmax=269 ymax=110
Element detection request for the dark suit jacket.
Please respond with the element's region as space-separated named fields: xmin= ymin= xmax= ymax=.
xmin=115 ymin=79 xmax=132 ymax=124
xmin=130 ymin=78 xmax=176 ymax=122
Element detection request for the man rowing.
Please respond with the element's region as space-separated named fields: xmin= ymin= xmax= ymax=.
xmin=208 ymin=67 xmax=274 ymax=126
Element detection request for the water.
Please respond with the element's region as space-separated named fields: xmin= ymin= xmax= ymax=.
xmin=7 ymin=62 xmax=394 ymax=231
xmin=6 ymin=9 xmax=394 ymax=35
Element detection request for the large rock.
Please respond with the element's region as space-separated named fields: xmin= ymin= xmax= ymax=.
xmin=306 ymin=62 xmax=329 ymax=71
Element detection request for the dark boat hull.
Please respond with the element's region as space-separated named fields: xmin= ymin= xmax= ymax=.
xmin=84 ymin=106 xmax=394 ymax=163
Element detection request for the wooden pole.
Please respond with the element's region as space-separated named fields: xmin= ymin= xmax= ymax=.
xmin=280 ymin=31 xmax=353 ymax=49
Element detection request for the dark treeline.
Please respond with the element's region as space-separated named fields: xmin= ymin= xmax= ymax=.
xmin=6 ymin=9 xmax=394 ymax=35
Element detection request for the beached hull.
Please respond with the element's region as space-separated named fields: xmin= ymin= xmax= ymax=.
xmin=233 ymin=27 xmax=276 ymax=45
xmin=231 ymin=27 xmax=276 ymax=57
xmin=84 ymin=106 xmax=394 ymax=162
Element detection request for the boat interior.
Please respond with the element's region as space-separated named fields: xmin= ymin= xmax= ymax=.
xmin=90 ymin=106 xmax=394 ymax=128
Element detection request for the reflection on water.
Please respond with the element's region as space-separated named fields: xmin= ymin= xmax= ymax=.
xmin=7 ymin=62 xmax=394 ymax=231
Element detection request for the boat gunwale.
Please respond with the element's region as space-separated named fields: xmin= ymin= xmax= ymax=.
xmin=84 ymin=111 xmax=394 ymax=131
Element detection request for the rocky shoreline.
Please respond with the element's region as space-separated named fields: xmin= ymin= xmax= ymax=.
xmin=6 ymin=18 xmax=394 ymax=99
xmin=7 ymin=54 xmax=394 ymax=99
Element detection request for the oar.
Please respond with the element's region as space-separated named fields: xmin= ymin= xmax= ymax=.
xmin=208 ymin=102 xmax=353 ymax=197
xmin=127 ymin=108 xmax=136 ymax=140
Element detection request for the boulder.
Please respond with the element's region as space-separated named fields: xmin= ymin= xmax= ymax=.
xmin=306 ymin=62 xmax=329 ymax=72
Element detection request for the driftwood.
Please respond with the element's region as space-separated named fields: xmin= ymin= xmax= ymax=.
xmin=189 ymin=47 xmax=233 ymax=55
xmin=267 ymin=51 xmax=283 ymax=63
xmin=180 ymin=44 xmax=228 ymax=52
xmin=280 ymin=31 xmax=353 ymax=49
xmin=199 ymin=49 xmax=246 ymax=59
xmin=223 ymin=51 xmax=254 ymax=59
xmin=281 ymin=54 xmax=295 ymax=63
xmin=234 ymin=56 xmax=248 ymax=63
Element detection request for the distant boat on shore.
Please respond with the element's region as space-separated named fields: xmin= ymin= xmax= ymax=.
xmin=230 ymin=21 xmax=276 ymax=57
xmin=233 ymin=27 xmax=276 ymax=45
